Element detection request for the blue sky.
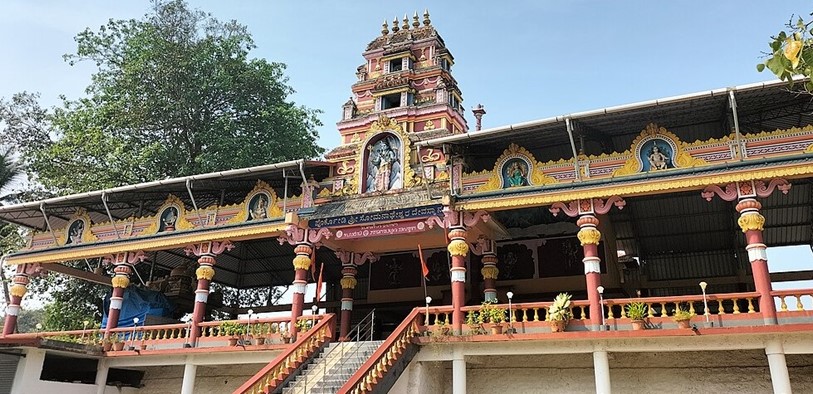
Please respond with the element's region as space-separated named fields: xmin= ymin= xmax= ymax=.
xmin=1 ymin=1 xmax=811 ymax=287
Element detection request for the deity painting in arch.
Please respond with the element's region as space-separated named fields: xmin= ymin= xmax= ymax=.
xmin=502 ymin=158 xmax=529 ymax=188
xmin=66 ymin=220 xmax=85 ymax=245
xmin=639 ymin=139 xmax=674 ymax=172
xmin=365 ymin=134 xmax=403 ymax=193
xmin=248 ymin=193 xmax=269 ymax=221
xmin=160 ymin=207 xmax=179 ymax=232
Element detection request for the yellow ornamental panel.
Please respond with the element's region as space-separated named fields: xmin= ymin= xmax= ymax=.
xmin=196 ymin=265 xmax=216 ymax=281
xmin=340 ymin=276 xmax=358 ymax=289
xmin=738 ymin=212 xmax=766 ymax=233
xmin=111 ymin=275 xmax=131 ymax=289
xmin=480 ymin=265 xmax=499 ymax=279
xmin=447 ymin=239 xmax=470 ymax=256
xmin=9 ymin=284 xmax=27 ymax=298
xmin=293 ymin=255 xmax=312 ymax=271
xmin=577 ymin=228 xmax=602 ymax=246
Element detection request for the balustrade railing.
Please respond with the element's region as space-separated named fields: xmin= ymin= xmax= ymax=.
xmin=233 ymin=314 xmax=336 ymax=394
xmin=605 ymin=291 xmax=761 ymax=320
xmin=772 ymin=289 xmax=813 ymax=312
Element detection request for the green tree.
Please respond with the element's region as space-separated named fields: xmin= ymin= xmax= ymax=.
xmin=0 ymin=0 xmax=322 ymax=329
xmin=758 ymin=14 xmax=813 ymax=91
xmin=2 ymin=0 xmax=323 ymax=194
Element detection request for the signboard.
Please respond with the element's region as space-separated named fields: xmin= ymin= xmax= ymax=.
xmin=335 ymin=220 xmax=427 ymax=240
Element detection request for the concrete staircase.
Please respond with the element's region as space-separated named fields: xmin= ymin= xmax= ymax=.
xmin=282 ymin=340 xmax=384 ymax=394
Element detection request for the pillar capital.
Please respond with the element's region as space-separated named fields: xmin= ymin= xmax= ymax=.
xmin=737 ymin=211 xmax=766 ymax=233
xmin=447 ymin=228 xmax=469 ymax=257
xmin=278 ymin=225 xmax=331 ymax=247
xmin=425 ymin=207 xmax=490 ymax=230
xmin=701 ymin=179 xmax=791 ymax=202
xmin=183 ymin=240 xmax=234 ymax=258
xmin=578 ymin=227 xmax=602 ymax=246
xmin=550 ymin=196 xmax=625 ymax=218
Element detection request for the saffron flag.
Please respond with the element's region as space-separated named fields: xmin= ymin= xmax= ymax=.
xmin=310 ymin=248 xmax=317 ymax=281
xmin=314 ymin=261 xmax=324 ymax=305
xmin=418 ymin=244 xmax=429 ymax=278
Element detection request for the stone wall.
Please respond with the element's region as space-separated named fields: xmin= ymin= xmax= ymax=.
xmin=391 ymin=351 xmax=813 ymax=393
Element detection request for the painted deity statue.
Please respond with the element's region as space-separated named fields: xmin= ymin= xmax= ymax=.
xmin=366 ymin=136 xmax=402 ymax=192
xmin=507 ymin=161 xmax=529 ymax=187
xmin=250 ymin=195 xmax=268 ymax=220
xmin=648 ymin=145 xmax=669 ymax=170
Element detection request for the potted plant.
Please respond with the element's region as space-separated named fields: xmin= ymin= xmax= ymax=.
xmin=673 ymin=306 xmax=694 ymax=329
xmin=465 ymin=310 xmax=485 ymax=335
xmin=111 ymin=334 xmax=125 ymax=351
xmin=295 ymin=319 xmax=313 ymax=334
xmin=435 ymin=319 xmax=451 ymax=336
xmin=626 ymin=301 xmax=648 ymax=330
xmin=102 ymin=336 xmax=114 ymax=352
xmin=480 ymin=301 xmax=507 ymax=335
xmin=219 ymin=321 xmax=246 ymax=346
xmin=281 ymin=329 xmax=292 ymax=344
xmin=140 ymin=332 xmax=151 ymax=350
xmin=548 ymin=293 xmax=573 ymax=333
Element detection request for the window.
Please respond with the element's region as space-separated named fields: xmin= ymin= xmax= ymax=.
xmin=389 ymin=58 xmax=402 ymax=72
xmin=381 ymin=93 xmax=401 ymax=110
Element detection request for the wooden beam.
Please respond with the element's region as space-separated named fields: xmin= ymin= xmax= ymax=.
xmin=45 ymin=263 xmax=111 ymax=286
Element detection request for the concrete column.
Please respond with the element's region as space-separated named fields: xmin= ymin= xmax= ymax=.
xmin=2 ymin=273 xmax=30 ymax=336
xmin=593 ymin=350 xmax=612 ymax=394
xmin=736 ymin=198 xmax=777 ymax=325
xmin=452 ymin=355 xmax=466 ymax=394
xmin=190 ymin=254 xmax=216 ymax=345
xmin=291 ymin=243 xmax=313 ymax=338
xmin=105 ymin=262 xmax=134 ymax=336
xmin=448 ymin=226 xmax=469 ymax=335
xmin=339 ymin=263 xmax=358 ymax=340
xmin=480 ymin=239 xmax=499 ymax=303
xmin=180 ymin=362 xmax=198 ymax=394
xmin=578 ymin=214 xmax=603 ymax=331
xmin=11 ymin=348 xmax=45 ymax=394
xmin=95 ymin=359 xmax=109 ymax=394
xmin=766 ymin=340 xmax=792 ymax=394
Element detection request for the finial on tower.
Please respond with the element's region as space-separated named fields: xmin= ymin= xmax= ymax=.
xmin=381 ymin=19 xmax=389 ymax=36
xmin=412 ymin=11 xmax=420 ymax=28
xmin=402 ymin=14 xmax=409 ymax=30
xmin=472 ymin=104 xmax=487 ymax=131
xmin=391 ymin=16 xmax=400 ymax=33
xmin=423 ymin=9 xmax=431 ymax=26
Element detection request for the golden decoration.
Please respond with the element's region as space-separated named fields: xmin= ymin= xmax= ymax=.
xmin=222 ymin=181 xmax=284 ymax=226
xmin=805 ymin=143 xmax=813 ymax=154
xmin=458 ymin=162 xmax=813 ymax=212
xmin=196 ymin=265 xmax=216 ymax=281
xmin=59 ymin=208 xmax=99 ymax=246
xmin=293 ymin=255 xmax=312 ymax=271
xmin=349 ymin=114 xmax=424 ymax=194
xmin=340 ymin=276 xmax=358 ymax=289
xmin=317 ymin=188 xmax=331 ymax=198
xmin=337 ymin=161 xmax=355 ymax=175
xmin=351 ymin=133 xmax=361 ymax=143
xmin=447 ymin=239 xmax=469 ymax=256
xmin=738 ymin=212 xmax=766 ymax=233
xmin=476 ymin=143 xmax=557 ymax=192
xmin=9 ymin=284 xmax=27 ymax=298
xmin=577 ymin=227 xmax=602 ymax=246
xmin=613 ymin=123 xmax=708 ymax=177
xmin=6 ymin=222 xmax=288 ymax=266
xmin=424 ymin=120 xmax=436 ymax=130
xmin=111 ymin=275 xmax=130 ymax=289
xmin=481 ymin=265 xmax=499 ymax=280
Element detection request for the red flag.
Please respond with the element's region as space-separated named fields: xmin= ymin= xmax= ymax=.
xmin=314 ymin=261 xmax=324 ymax=305
xmin=310 ymin=248 xmax=317 ymax=282
xmin=418 ymin=244 xmax=429 ymax=278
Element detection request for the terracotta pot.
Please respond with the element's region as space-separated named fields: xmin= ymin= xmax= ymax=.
xmin=676 ymin=319 xmax=691 ymax=329
xmin=283 ymin=336 xmax=292 ymax=344
xmin=255 ymin=337 xmax=265 ymax=345
xmin=103 ymin=342 xmax=113 ymax=352
xmin=490 ymin=323 xmax=504 ymax=335
xmin=550 ymin=320 xmax=567 ymax=333
xmin=113 ymin=342 xmax=125 ymax=351
xmin=228 ymin=337 xmax=239 ymax=346
xmin=140 ymin=344 xmax=148 ymax=351
xmin=440 ymin=326 xmax=451 ymax=336
xmin=631 ymin=320 xmax=646 ymax=331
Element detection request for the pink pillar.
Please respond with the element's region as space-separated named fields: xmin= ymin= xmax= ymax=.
xmin=447 ymin=226 xmax=469 ymax=335
xmin=2 ymin=273 xmax=30 ymax=336
xmin=339 ymin=264 xmax=357 ymax=340
xmin=290 ymin=243 xmax=313 ymax=338
xmin=105 ymin=264 xmax=132 ymax=336
xmin=577 ymin=214 xmax=603 ymax=331
xmin=189 ymin=254 xmax=216 ymax=345
xmin=736 ymin=198 xmax=776 ymax=325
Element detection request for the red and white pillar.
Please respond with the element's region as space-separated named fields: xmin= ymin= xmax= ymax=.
xmin=577 ymin=214 xmax=603 ymax=331
xmin=473 ymin=237 xmax=498 ymax=303
xmin=106 ymin=263 xmax=132 ymax=334
xmin=184 ymin=241 xmax=234 ymax=345
xmin=339 ymin=263 xmax=357 ymax=340
xmin=2 ymin=272 xmax=30 ymax=336
xmin=447 ymin=226 xmax=469 ymax=335
xmin=737 ymin=198 xmax=776 ymax=324
xmin=290 ymin=243 xmax=313 ymax=338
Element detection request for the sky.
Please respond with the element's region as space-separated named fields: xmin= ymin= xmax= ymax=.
xmin=1 ymin=1 xmax=811 ymax=293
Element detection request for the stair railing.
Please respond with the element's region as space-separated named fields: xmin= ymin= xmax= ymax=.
xmin=295 ymin=309 xmax=376 ymax=393
xmin=232 ymin=313 xmax=336 ymax=394
xmin=337 ymin=308 xmax=421 ymax=394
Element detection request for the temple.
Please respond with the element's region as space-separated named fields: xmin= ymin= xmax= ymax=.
xmin=2 ymin=10 xmax=813 ymax=394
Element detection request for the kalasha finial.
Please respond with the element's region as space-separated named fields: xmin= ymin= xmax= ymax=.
xmin=402 ymin=14 xmax=410 ymax=30
xmin=472 ymin=104 xmax=487 ymax=131
xmin=391 ymin=16 xmax=400 ymax=33
xmin=381 ymin=19 xmax=389 ymax=36
xmin=423 ymin=9 xmax=431 ymax=26
xmin=412 ymin=11 xmax=420 ymax=28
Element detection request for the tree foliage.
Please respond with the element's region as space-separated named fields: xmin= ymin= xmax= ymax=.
xmin=1 ymin=0 xmax=323 ymax=194
xmin=758 ymin=14 xmax=813 ymax=91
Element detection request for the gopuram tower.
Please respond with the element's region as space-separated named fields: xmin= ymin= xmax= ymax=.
xmin=325 ymin=10 xmax=467 ymax=196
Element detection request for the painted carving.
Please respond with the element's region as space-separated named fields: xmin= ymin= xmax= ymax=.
xmin=503 ymin=158 xmax=530 ymax=188
xmin=475 ymin=143 xmax=556 ymax=192
xmin=248 ymin=193 xmax=270 ymax=220
xmin=160 ymin=207 xmax=179 ymax=232
xmin=365 ymin=133 xmax=403 ymax=192
xmin=63 ymin=209 xmax=97 ymax=246
xmin=641 ymin=139 xmax=674 ymax=171
xmin=614 ymin=123 xmax=706 ymax=176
